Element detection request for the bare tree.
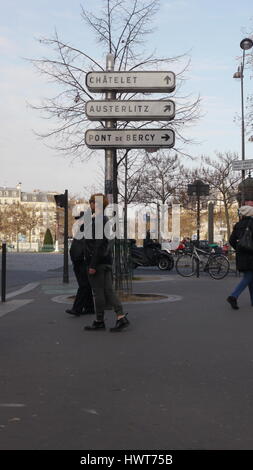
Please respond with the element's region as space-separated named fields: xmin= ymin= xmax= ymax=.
xmin=124 ymin=150 xmax=185 ymax=241
xmin=134 ymin=150 xmax=184 ymax=205
xmin=201 ymin=152 xmax=241 ymax=239
xmin=29 ymin=0 xmax=201 ymax=162
xmin=24 ymin=208 xmax=43 ymax=248
xmin=2 ymin=203 xmax=30 ymax=251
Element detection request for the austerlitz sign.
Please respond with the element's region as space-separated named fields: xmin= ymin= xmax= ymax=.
xmin=85 ymin=129 xmax=175 ymax=149
xmin=86 ymin=100 xmax=175 ymax=121
xmin=86 ymin=71 xmax=176 ymax=93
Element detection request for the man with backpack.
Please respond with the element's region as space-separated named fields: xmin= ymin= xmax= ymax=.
xmin=227 ymin=205 xmax=253 ymax=310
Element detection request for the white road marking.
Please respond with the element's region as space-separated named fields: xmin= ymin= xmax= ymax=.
xmin=6 ymin=282 xmax=40 ymax=299
xmin=0 ymin=404 xmax=26 ymax=407
xmin=0 ymin=299 xmax=33 ymax=317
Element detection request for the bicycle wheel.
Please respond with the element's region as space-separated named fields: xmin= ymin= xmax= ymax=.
xmin=176 ymin=253 xmax=196 ymax=277
xmin=208 ymin=255 xmax=230 ymax=279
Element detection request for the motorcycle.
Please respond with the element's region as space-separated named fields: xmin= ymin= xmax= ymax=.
xmin=130 ymin=240 xmax=174 ymax=271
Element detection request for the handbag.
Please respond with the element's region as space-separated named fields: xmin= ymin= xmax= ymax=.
xmin=237 ymin=223 xmax=253 ymax=253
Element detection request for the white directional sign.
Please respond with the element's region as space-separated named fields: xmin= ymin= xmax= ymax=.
xmin=85 ymin=100 xmax=175 ymax=121
xmin=85 ymin=129 xmax=175 ymax=149
xmin=232 ymin=159 xmax=253 ymax=171
xmin=86 ymin=71 xmax=176 ymax=93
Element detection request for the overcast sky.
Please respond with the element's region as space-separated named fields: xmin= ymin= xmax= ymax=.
xmin=1 ymin=0 xmax=253 ymax=197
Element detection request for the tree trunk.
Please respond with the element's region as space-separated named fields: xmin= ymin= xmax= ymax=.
xmin=224 ymin=198 xmax=231 ymax=241
xmin=16 ymin=232 xmax=19 ymax=252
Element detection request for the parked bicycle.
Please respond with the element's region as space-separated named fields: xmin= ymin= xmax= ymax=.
xmin=175 ymin=245 xmax=230 ymax=279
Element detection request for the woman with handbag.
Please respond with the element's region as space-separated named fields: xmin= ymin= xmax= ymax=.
xmin=227 ymin=205 xmax=253 ymax=309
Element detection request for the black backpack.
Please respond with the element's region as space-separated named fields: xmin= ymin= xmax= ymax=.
xmin=237 ymin=221 xmax=253 ymax=253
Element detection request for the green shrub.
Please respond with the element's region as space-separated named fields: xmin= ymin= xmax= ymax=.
xmin=43 ymin=228 xmax=54 ymax=247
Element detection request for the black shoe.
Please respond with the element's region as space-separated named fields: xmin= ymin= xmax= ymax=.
xmin=110 ymin=315 xmax=130 ymax=332
xmin=227 ymin=296 xmax=239 ymax=310
xmin=84 ymin=320 xmax=106 ymax=331
xmin=66 ymin=308 xmax=81 ymax=316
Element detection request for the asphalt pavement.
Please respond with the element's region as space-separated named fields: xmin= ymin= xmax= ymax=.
xmin=1 ymin=256 xmax=253 ymax=450
xmin=1 ymin=252 xmax=73 ymax=293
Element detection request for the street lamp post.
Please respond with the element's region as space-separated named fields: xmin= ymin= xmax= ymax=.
xmin=233 ymin=38 xmax=253 ymax=191
xmin=188 ymin=180 xmax=209 ymax=278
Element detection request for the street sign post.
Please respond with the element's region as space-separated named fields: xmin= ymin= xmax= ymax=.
xmin=86 ymin=71 xmax=176 ymax=93
xmin=85 ymin=128 xmax=175 ymax=149
xmin=232 ymin=159 xmax=253 ymax=171
xmin=85 ymin=100 xmax=175 ymax=121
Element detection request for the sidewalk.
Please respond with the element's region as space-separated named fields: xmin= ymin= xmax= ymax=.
xmin=1 ymin=271 xmax=253 ymax=450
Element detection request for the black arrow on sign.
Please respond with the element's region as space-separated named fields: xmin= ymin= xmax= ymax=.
xmin=164 ymin=75 xmax=171 ymax=84
xmin=161 ymin=134 xmax=171 ymax=141
xmin=164 ymin=105 xmax=171 ymax=112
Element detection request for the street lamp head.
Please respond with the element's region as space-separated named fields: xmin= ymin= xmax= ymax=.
xmin=233 ymin=70 xmax=242 ymax=79
xmin=240 ymin=37 xmax=253 ymax=50
xmin=233 ymin=65 xmax=242 ymax=79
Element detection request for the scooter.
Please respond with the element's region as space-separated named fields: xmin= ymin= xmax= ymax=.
xmin=130 ymin=240 xmax=174 ymax=271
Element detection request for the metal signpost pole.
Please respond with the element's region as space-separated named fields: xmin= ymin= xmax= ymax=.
xmin=105 ymin=54 xmax=116 ymax=205
xmin=104 ymin=54 xmax=121 ymax=289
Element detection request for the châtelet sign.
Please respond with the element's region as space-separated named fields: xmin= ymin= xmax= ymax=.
xmin=86 ymin=71 xmax=176 ymax=93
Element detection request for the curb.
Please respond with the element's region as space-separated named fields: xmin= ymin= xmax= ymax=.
xmin=51 ymin=293 xmax=183 ymax=306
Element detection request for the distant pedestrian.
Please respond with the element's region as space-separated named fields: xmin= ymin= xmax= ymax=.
xmin=66 ymin=206 xmax=95 ymax=317
xmin=227 ymin=205 xmax=253 ymax=310
xmin=83 ymin=193 xmax=129 ymax=332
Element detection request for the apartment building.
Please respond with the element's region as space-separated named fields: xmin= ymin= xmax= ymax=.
xmin=0 ymin=183 xmax=57 ymax=247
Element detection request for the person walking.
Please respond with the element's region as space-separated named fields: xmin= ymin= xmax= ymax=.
xmin=66 ymin=206 xmax=95 ymax=317
xmin=227 ymin=205 xmax=253 ymax=310
xmin=83 ymin=193 xmax=129 ymax=332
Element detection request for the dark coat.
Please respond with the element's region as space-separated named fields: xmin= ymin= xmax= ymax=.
xmin=69 ymin=216 xmax=85 ymax=263
xmin=229 ymin=216 xmax=253 ymax=272
xmin=69 ymin=238 xmax=85 ymax=263
xmin=84 ymin=215 xmax=112 ymax=269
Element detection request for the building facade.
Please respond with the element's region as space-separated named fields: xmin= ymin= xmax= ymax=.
xmin=0 ymin=183 xmax=57 ymax=249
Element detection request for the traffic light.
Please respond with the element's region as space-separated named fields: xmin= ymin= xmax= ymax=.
xmin=54 ymin=193 xmax=67 ymax=208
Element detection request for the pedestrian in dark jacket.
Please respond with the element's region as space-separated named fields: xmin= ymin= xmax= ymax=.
xmin=84 ymin=193 xmax=129 ymax=332
xmin=227 ymin=205 xmax=253 ymax=309
xmin=66 ymin=207 xmax=95 ymax=317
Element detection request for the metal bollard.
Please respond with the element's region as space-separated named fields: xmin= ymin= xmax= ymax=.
xmin=1 ymin=241 xmax=6 ymax=302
